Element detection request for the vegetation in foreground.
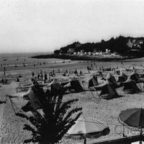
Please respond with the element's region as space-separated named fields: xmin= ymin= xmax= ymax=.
xmin=17 ymin=84 xmax=82 ymax=144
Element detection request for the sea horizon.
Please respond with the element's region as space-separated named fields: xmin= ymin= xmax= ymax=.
xmin=0 ymin=51 xmax=53 ymax=58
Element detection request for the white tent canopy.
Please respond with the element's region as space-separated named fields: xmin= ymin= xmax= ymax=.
xmin=131 ymin=141 xmax=144 ymax=144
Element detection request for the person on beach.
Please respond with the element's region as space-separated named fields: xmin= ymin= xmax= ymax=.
xmin=74 ymin=69 xmax=78 ymax=75
xmin=91 ymin=64 xmax=93 ymax=70
xmin=63 ymin=70 xmax=69 ymax=76
xmin=52 ymin=70 xmax=55 ymax=76
xmin=32 ymin=72 xmax=35 ymax=77
xmin=44 ymin=73 xmax=48 ymax=82
xmin=37 ymin=74 xmax=40 ymax=80
xmin=40 ymin=70 xmax=43 ymax=78
xmin=80 ymin=70 xmax=83 ymax=75
xmin=87 ymin=66 xmax=90 ymax=73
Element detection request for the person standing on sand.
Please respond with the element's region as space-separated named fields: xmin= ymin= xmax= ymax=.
xmin=52 ymin=70 xmax=55 ymax=76
xmin=32 ymin=72 xmax=35 ymax=77
xmin=37 ymin=74 xmax=40 ymax=80
xmin=87 ymin=66 xmax=90 ymax=73
xmin=40 ymin=70 xmax=43 ymax=78
xmin=44 ymin=73 xmax=47 ymax=82
xmin=80 ymin=70 xmax=83 ymax=75
xmin=41 ymin=73 xmax=43 ymax=80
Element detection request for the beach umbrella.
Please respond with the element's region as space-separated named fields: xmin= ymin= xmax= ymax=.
xmin=119 ymin=108 xmax=144 ymax=128
xmin=66 ymin=116 xmax=109 ymax=144
xmin=119 ymin=108 xmax=144 ymax=143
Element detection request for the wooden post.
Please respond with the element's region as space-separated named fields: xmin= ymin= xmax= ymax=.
xmin=140 ymin=128 xmax=142 ymax=144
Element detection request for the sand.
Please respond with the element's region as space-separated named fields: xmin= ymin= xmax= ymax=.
xmin=0 ymin=56 xmax=144 ymax=143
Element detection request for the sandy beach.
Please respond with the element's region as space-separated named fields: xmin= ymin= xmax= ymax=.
xmin=0 ymin=55 xmax=144 ymax=144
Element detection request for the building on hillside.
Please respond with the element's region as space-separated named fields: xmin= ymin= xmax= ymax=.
xmin=127 ymin=39 xmax=143 ymax=50
xmin=68 ymin=48 xmax=74 ymax=54
xmin=84 ymin=52 xmax=87 ymax=55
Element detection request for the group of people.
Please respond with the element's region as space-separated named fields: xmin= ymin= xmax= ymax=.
xmin=29 ymin=66 xmax=144 ymax=99
xmin=10 ymin=65 xmax=144 ymax=119
xmin=31 ymin=71 xmax=49 ymax=83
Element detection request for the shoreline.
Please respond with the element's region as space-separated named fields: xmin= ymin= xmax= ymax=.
xmin=31 ymin=54 xmax=144 ymax=62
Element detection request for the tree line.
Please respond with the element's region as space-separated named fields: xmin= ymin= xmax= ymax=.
xmin=54 ymin=36 xmax=144 ymax=55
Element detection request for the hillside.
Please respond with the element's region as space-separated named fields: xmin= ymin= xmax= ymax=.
xmin=54 ymin=36 xmax=144 ymax=56
xmin=32 ymin=36 xmax=144 ymax=61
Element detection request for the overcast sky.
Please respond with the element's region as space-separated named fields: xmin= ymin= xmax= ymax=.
xmin=0 ymin=0 xmax=144 ymax=53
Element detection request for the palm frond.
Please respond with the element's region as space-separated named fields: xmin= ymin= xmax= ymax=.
xmin=18 ymin=84 xmax=82 ymax=143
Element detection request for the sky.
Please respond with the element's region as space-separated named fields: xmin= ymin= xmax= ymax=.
xmin=0 ymin=0 xmax=144 ymax=53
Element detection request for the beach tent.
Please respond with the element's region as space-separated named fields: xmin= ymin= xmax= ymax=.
xmin=105 ymin=73 xmax=122 ymax=88
xmin=26 ymin=88 xmax=42 ymax=110
xmin=9 ymin=88 xmax=31 ymax=98
xmin=117 ymin=72 xmax=128 ymax=82
xmin=95 ymin=81 xmax=118 ymax=99
xmin=7 ymin=87 xmax=38 ymax=113
xmin=61 ymin=81 xmax=70 ymax=87
xmin=130 ymin=71 xmax=144 ymax=81
xmin=51 ymin=82 xmax=63 ymax=95
xmin=129 ymin=72 xmax=144 ymax=91
xmin=104 ymin=67 xmax=111 ymax=71
xmin=123 ymin=79 xmax=141 ymax=93
xmin=70 ymin=79 xmax=84 ymax=92
xmin=129 ymin=72 xmax=140 ymax=83
xmin=8 ymin=91 xmax=30 ymax=111
xmin=88 ymin=75 xmax=98 ymax=88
